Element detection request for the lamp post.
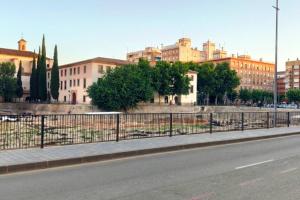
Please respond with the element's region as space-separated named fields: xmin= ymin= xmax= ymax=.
xmin=273 ymin=0 xmax=279 ymax=126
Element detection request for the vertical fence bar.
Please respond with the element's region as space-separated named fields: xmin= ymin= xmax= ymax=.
xmin=287 ymin=112 xmax=290 ymax=127
xmin=169 ymin=113 xmax=173 ymax=137
xmin=209 ymin=113 xmax=213 ymax=134
xmin=40 ymin=115 xmax=45 ymax=149
xmin=116 ymin=114 xmax=120 ymax=142
xmin=267 ymin=112 xmax=270 ymax=129
xmin=241 ymin=112 xmax=244 ymax=131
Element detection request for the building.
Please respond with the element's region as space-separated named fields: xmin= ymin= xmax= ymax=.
xmin=161 ymin=38 xmax=201 ymax=63
xmin=0 ymin=38 xmax=53 ymax=99
xmin=277 ymin=71 xmax=286 ymax=96
xmin=153 ymin=70 xmax=198 ymax=105
xmin=127 ymin=47 xmax=161 ymax=66
xmin=54 ymin=57 xmax=130 ymax=104
xmin=202 ymin=55 xmax=275 ymax=91
xmin=200 ymin=40 xmax=227 ymax=61
xmin=285 ymin=59 xmax=300 ymax=91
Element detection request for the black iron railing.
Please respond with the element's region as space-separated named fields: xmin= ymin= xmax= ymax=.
xmin=0 ymin=112 xmax=299 ymax=150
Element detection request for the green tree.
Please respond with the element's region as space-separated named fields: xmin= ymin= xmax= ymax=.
xmin=30 ymin=52 xmax=37 ymax=101
xmin=88 ymin=64 xmax=153 ymax=111
xmin=239 ymin=88 xmax=251 ymax=103
xmin=286 ymin=89 xmax=300 ymax=103
xmin=0 ymin=62 xmax=17 ymax=102
xmin=36 ymin=47 xmax=41 ymax=100
xmin=39 ymin=35 xmax=47 ymax=101
xmin=213 ymin=62 xmax=240 ymax=104
xmin=50 ymin=45 xmax=59 ymax=101
xmin=169 ymin=62 xmax=190 ymax=103
xmin=152 ymin=61 xmax=172 ymax=103
xmin=227 ymin=90 xmax=238 ymax=103
xmin=16 ymin=61 xmax=23 ymax=99
xmin=195 ymin=63 xmax=216 ymax=105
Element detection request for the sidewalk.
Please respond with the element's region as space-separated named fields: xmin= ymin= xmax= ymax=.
xmin=1 ymin=127 xmax=300 ymax=174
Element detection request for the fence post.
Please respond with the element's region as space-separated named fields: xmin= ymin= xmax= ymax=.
xmin=116 ymin=114 xmax=120 ymax=142
xmin=267 ymin=112 xmax=270 ymax=129
xmin=287 ymin=112 xmax=290 ymax=127
xmin=169 ymin=113 xmax=173 ymax=137
xmin=241 ymin=112 xmax=244 ymax=131
xmin=40 ymin=115 xmax=45 ymax=149
xmin=209 ymin=113 xmax=213 ymax=134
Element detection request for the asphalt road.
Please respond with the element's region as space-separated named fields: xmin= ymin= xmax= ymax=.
xmin=2 ymin=135 xmax=300 ymax=200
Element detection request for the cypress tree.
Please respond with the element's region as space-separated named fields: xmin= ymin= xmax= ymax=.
xmin=36 ymin=47 xmax=41 ymax=100
xmin=30 ymin=52 xmax=37 ymax=101
xmin=16 ymin=61 xmax=24 ymax=99
xmin=50 ymin=45 xmax=59 ymax=101
xmin=39 ymin=35 xmax=47 ymax=101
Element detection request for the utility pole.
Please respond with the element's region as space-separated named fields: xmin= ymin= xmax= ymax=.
xmin=273 ymin=0 xmax=279 ymax=126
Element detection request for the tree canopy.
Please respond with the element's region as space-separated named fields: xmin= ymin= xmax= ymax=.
xmin=0 ymin=62 xmax=17 ymax=102
xmin=50 ymin=45 xmax=59 ymax=101
xmin=88 ymin=62 xmax=153 ymax=111
xmin=16 ymin=61 xmax=23 ymax=99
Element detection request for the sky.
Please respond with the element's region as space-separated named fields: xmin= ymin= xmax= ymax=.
xmin=0 ymin=0 xmax=299 ymax=70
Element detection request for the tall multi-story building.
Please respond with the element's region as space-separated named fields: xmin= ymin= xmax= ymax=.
xmin=161 ymin=38 xmax=201 ymax=63
xmin=127 ymin=47 xmax=161 ymax=66
xmin=285 ymin=59 xmax=300 ymax=91
xmin=277 ymin=71 xmax=286 ymax=96
xmin=202 ymin=55 xmax=275 ymax=91
xmin=0 ymin=38 xmax=53 ymax=99
xmin=51 ymin=57 xmax=129 ymax=104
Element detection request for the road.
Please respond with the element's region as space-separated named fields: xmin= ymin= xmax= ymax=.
xmin=1 ymin=135 xmax=300 ymax=200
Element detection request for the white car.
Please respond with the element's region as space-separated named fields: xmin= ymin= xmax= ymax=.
xmin=0 ymin=116 xmax=17 ymax=122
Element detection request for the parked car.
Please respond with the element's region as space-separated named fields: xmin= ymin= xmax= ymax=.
xmin=0 ymin=116 xmax=18 ymax=122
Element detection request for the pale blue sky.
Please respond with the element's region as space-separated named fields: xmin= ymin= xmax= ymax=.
xmin=0 ymin=0 xmax=299 ymax=70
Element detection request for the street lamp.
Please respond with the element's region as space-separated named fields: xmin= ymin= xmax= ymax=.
xmin=273 ymin=0 xmax=279 ymax=125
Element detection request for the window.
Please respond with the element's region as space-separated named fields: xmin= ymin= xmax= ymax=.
xmin=60 ymin=81 xmax=63 ymax=90
xmin=84 ymin=65 xmax=87 ymax=73
xmin=106 ymin=66 xmax=111 ymax=72
xmin=77 ymin=67 xmax=80 ymax=74
xmin=47 ymin=64 xmax=50 ymax=68
xmin=190 ymin=85 xmax=194 ymax=93
xmin=73 ymin=79 xmax=76 ymax=86
xmin=83 ymin=96 xmax=86 ymax=102
xmin=64 ymin=96 xmax=66 ymax=102
xmin=98 ymin=65 xmax=104 ymax=73
xmin=70 ymin=80 xmax=72 ymax=87
xmin=70 ymin=68 xmax=72 ymax=76
xmin=83 ymin=78 xmax=86 ymax=88
xmin=61 ymin=70 xmax=63 ymax=77
xmin=77 ymin=79 xmax=80 ymax=86
xmin=64 ymin=69 xmax=67 ymax=76
xmin=64 ymin=80 xmax=67 ymax=90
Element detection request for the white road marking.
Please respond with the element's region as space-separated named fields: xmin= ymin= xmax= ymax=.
xmin=235 ymin=159 xmax=274 ymax=170
xmin=280 ymin=167 xmax=298 ymax=174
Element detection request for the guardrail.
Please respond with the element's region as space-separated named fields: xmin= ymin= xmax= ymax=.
xmin=0 ymin=112 xmax=299 ymax=150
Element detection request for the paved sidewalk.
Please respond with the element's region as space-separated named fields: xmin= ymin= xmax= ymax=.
xmin=1 ymin=127 xmax=300 ymax=174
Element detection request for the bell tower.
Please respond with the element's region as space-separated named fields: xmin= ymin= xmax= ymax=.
xmin=18 ymin=38 xmax=27 ymax=51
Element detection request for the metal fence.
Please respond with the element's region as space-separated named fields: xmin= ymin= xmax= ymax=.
xmin=0 ymin=112 xmax=299 ymax=150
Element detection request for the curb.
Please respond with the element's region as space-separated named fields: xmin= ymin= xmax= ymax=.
xmin=1 ymin=131 xmax=300 ymax=175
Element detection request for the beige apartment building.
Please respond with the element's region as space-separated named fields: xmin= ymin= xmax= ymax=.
xmin=285 ymin=59 xmax=300 ymax=91
xmin=127 ymin=38 xmax=227 ymax=64
xmin=202 ymin=55 xmax=275 ymax=91
xmin=127 ymin=47 xmax=161 ymax=66
xmin=161 ymin=38 xmax=201 ymax=63
xmin=54 ymin=57 xmax=129 ymax=104
xmin=0 ymin=39 xmax=53 ymax=99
